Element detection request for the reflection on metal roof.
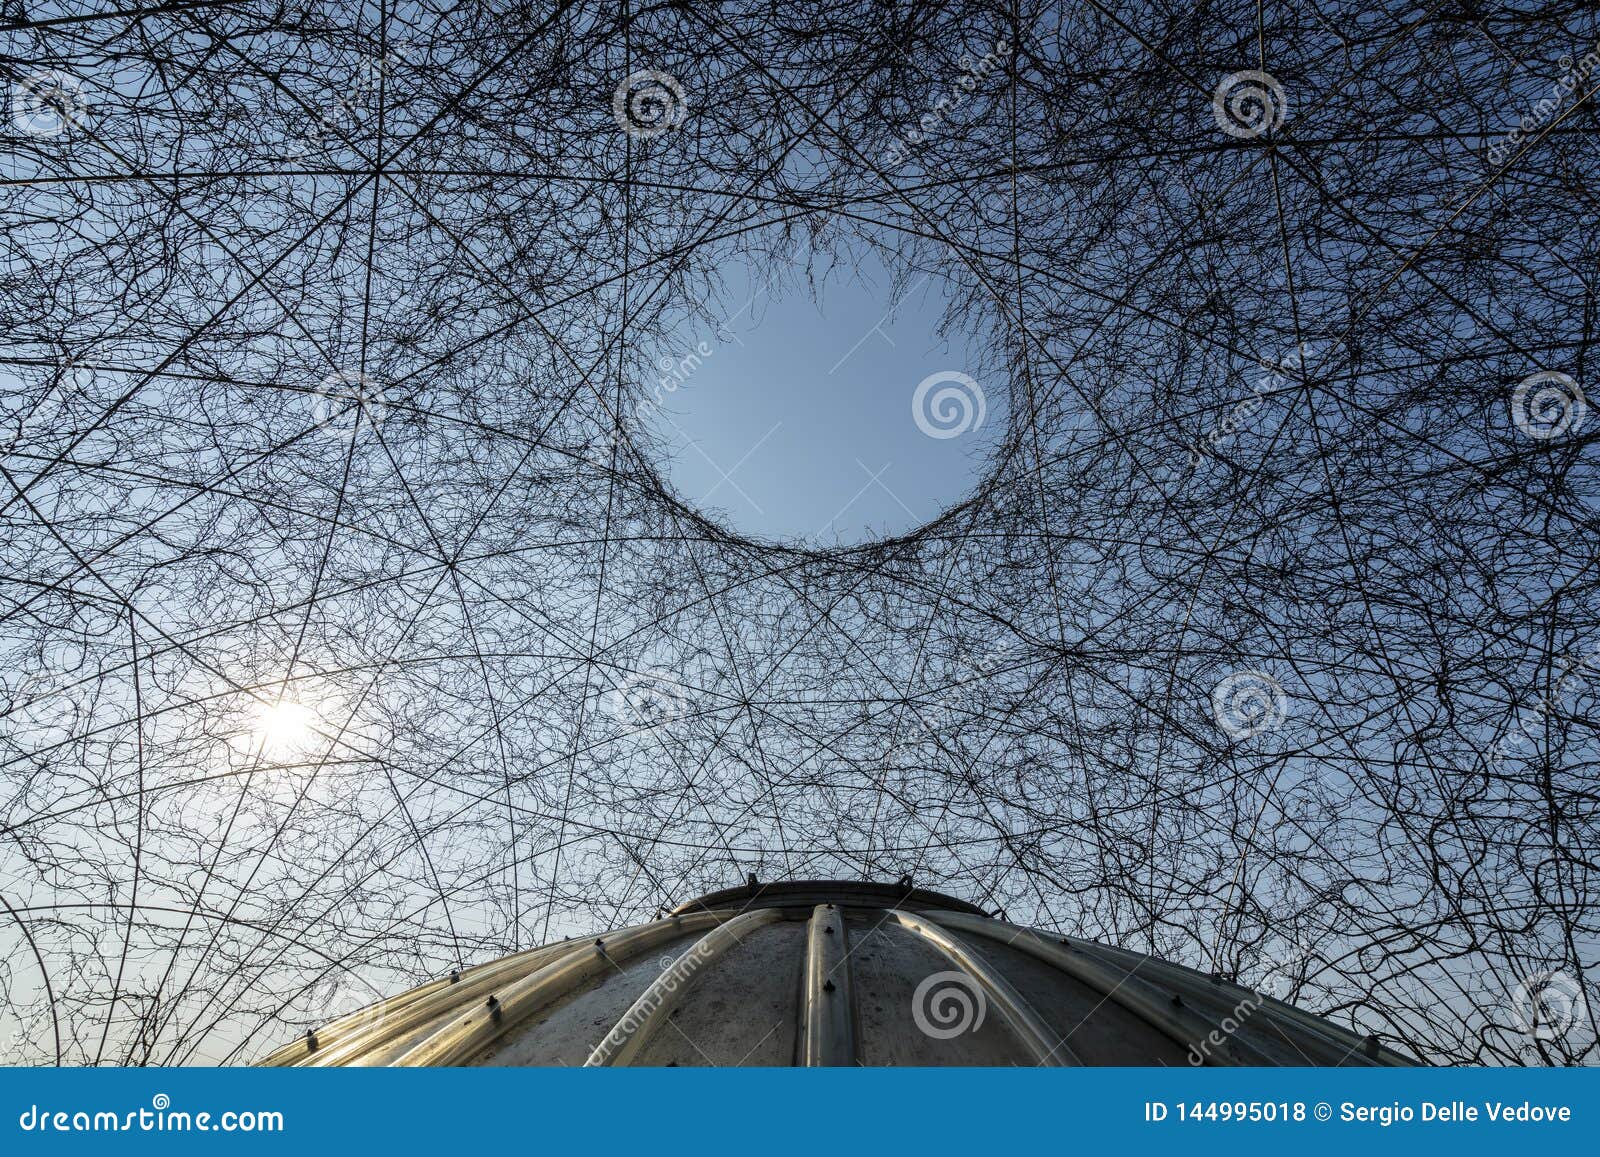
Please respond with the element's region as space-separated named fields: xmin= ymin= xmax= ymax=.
xmin=260 ymin=880 xmax=1416 ymax=1067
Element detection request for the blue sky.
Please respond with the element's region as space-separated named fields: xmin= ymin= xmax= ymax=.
xmin=641 ymin=248 xmax=1001 ymax=544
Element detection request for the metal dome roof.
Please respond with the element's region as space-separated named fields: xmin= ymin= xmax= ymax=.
xmin=260 ymin=880 xmax=1416 ymax=1067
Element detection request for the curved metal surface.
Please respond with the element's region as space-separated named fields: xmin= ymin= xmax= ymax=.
xmin=260 ymin=879 xmax=1419 ymax=1067
xmin=585 ymin=908 xmax=783 ymax=1066
xmin=1044 ymin=925 xmax=1408 ymax=1066
xmin=669 ymin=878 xmax=987 ymax=917
xmin=396 ymin=910 xmax=727 ymax=1066
xmin=799 ymin=904 xmax=856 ymax=1066
xmin=924 ymin=909 xmax=1267 ymax=1066
xmin=256 ymin=937 xmax=575 ymax=1067
xmin=884 ymin=908 xmax=1077 ymax=1066
xmin=290 ymin=940 xmax=578 ymax=1068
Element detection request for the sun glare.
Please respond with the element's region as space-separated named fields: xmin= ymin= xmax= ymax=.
xmin=253 ymin=700 xmax=316 ymax=757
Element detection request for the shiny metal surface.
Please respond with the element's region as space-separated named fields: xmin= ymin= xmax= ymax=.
xmin=883 ymin=908 xmax=1076 ymax=1066
xmin=262 ymin=880 xmax=1418 ymax=1067
xmin=586 ymin=909 xmax=783 ymax=1066
xmin=799 ymin=904 xmax=855 ymax=1066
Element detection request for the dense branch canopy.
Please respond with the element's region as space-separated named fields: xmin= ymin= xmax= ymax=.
xmin=1 ymin=0 xmax=1597 ymax=1065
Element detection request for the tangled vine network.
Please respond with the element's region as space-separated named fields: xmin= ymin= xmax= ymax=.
xmin=2 ymin=0 xmax=1598 ymax=1068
